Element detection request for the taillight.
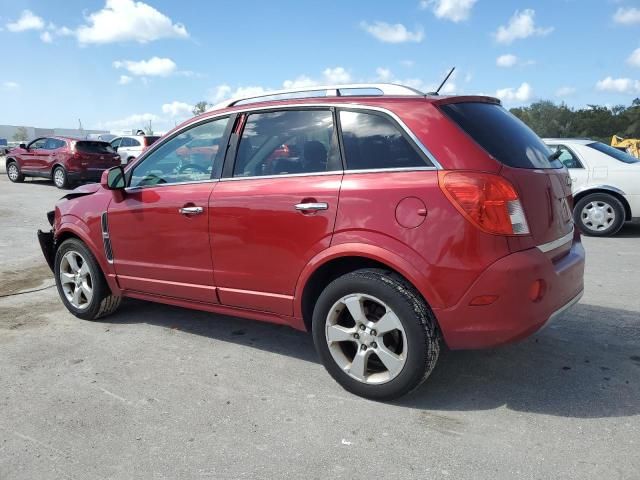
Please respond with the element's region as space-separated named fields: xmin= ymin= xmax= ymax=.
xmin=438 ymin=171 xmax=530 ymax=236
xmin=69 ymin=141 xmax=76 ymax=155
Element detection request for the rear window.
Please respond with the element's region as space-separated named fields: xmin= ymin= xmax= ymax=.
xmin=440 ymin=102 xmax=562 ymax=169
xmin=76 ymin=141 xmax=115 ymax=154
xmin=587 ymin=142 xmax=639 ymax=164
xmin=144 ymin=136 xmax=160 ymax=147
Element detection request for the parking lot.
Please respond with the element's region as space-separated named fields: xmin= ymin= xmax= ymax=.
xmin=0 ymin=161 xmax=639 ymax=480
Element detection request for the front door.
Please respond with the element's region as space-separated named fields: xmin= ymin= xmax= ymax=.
xmin=107 ymin=116 xmax=231 ymax=303
xmin=22 ymin=137 xmax=47 ymax=172
xmin=550 ymin=144 xmax=589 ymax=193
xmin=211 ymin=108 xmax=343 ymax=315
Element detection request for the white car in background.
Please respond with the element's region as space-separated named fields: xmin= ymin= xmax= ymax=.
xmin=110 ymin=135 xmax=160 ymax=164
xmin=544 ymin=138 xmax=640 ymax=236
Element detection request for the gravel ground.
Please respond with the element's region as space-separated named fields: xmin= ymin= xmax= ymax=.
xmin=0 ymin=164 xmax=639 ymax=480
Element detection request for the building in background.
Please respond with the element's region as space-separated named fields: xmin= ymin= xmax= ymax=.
xmin=0 ymin=124 xmax=110 ymax=143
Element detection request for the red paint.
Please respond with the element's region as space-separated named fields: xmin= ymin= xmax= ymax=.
xmin=44 ymin=94 xmax=585 ymax=350
xmin=6 ymin=136 xmax=120 ymax=182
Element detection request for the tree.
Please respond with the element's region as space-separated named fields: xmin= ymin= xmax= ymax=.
xmin=12 ymin=126 xmax=28 ymax=142
xmin=192 ymin=101 xmax=209 ymax=116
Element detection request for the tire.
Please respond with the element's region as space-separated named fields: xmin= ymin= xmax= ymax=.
xmin=574 ymin=193 xmax=625 ymax=237
xmin=54 ymin=238 xmax=121 ymax=320
xmin=6 ymin=161 xmax=24 ymax=183
xmin=312 ymin=268 xmax=440 ymax=401
xmin=52 ymin=166 xmax=69 ymax=189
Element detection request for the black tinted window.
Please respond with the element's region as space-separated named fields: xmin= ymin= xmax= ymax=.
xmin=587 ymin=142 xmax=639 ymax=164
xmin=76 ymin=141 xmax=115 ymax=154
xmin=339 ymin=110 xmax=427 ymax=170
xmin=234 ymin=110 xmax=340 ymax=177
xmin=441 ymin=102 xmax=561 ymax=169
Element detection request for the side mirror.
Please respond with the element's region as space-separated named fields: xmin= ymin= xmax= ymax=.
xmin=113 ymin=145 xmax=118 ymax=152
xmin=19 ymin=143 xmax=26 ymax=149
xmin=102 ymin=166 xmax=126 ymax=190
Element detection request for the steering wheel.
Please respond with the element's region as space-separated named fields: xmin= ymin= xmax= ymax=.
xmin=178 ymin=163 xmax=209 ymax=174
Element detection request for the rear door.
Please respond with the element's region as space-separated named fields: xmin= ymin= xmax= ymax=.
xmin=440 ymin=102 xmax=574 ymax=247
xmin=42 ymin=138 xmax=67 ymax=172
xmin=108 ymin=117 xmax=232 ymax=303
xmin=210 ymin=108 xmax=342 ymax=315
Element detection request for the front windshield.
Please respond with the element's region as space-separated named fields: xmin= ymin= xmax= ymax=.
xmin=587 ymin=142 xmax=639 ymax=164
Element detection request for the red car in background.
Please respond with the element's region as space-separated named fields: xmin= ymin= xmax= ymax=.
xmin=37 ymin=84 xmax=585 ymax=400
xmin=5 ymin=136 xmax=121 ymax=188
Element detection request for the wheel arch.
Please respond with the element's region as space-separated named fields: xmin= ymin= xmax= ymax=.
xmin=295 ymin=244 xmax=442 ymax=332
xmin=5 ymin=156 xmax=18 ymax=169
xmin=573 ymin=187 xmax=631 ymax=221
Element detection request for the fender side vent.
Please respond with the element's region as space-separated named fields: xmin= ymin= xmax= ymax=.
xmin=101 ymin=212 xmax=114 ymax=263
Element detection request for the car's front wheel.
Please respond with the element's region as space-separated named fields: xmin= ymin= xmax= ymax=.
xmin=7 ymin=161 xmax=24 ymax=183
xmin=574 ymin=193 xmax=625 ymax=237
xmin=54 ymin=238 xmax=121 ymax=320
xmin=312 ymin=269 xmax=440 ymax=400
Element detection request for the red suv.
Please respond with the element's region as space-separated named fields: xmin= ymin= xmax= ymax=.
xmin=37 ymin=84 xmax=585 ymax=400
xmin=6 ymin=136 xmax=121 ymax=188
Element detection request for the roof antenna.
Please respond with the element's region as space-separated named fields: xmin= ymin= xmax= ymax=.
xmin=430 ymin=67 xmax=456 ymax=96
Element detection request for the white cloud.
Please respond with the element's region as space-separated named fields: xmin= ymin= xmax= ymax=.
xmin=113 ymin=57 xmax=177 ymax=77
xmin=375 ymin=67 xmax=457 ymax=94
xmin=613 ymin=7 xmax=640 ymax=25
xmin=282 ymin=76 xmax=318 ymax=89
xmin=118 ymin=75 xmax=133 ymax=85
xmin=494 ymin=9 xmax=553 ymax=44
xmin=40 ymin=31 xmax=52 ymax=43
xmin=360 ymin=21 xmax=424 ymax=43
xmin=6 ymin=10 xmax=45 ymax=32
xmin=210 ymin=85 xmax=268 ymax=104
xmin=555 ymin=86 xmax=576 ymax=97
xmin=495 ymin=83 xmax=533 ymax=103
xmin=376 ymin=67 xmax=394 ymax=82
xmin=595 ymin=76 xmax=640 ymax=94
xmin=420 ymin=0 xmax=477 ymax=22
xmin=76 ymin=0 xmax=188 ymax=44
xmin=161 ymin=101 xmax=194 ymax=118
xmin=627 ymin=48 xmax=640 ymax=68
xmin=323 ymin=67 xmax=351 ymax=84
xmin=100 ymin=112 xmax=160 ymax=130
xmin=2 ymin=81 xmax=20 ymax=89
xmin=496 ymin=54 xmax=518 ymax=67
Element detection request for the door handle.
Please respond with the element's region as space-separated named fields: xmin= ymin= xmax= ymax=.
xmin=179 ymin=206 xmax=204 ymax=215
xmin=294 ymin=202 xmax=328 ymax=212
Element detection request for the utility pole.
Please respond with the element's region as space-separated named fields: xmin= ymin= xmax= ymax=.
xmin=78 ymin=118 xmax=85 ymax=139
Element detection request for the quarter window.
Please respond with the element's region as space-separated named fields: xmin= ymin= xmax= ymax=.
xmin=233 ymin=109 xmax=340 ymax=177
xmin=129 ymin=118 xmax=229 ymax=188
xmin=338 ymin=110 xmax=428 ymax=170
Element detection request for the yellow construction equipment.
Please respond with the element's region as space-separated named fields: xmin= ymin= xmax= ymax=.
xmin=611 ymin=135 xmax=640 ymax=158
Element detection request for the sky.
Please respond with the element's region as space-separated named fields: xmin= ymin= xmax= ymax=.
xmin=0 ymin=0 xmax=639 ymax=133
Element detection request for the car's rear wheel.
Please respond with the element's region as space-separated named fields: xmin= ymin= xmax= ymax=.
xmin=53 ymin=166 xmax=69 ymax=189
xmin=312 ymin=268 xmax=440 ymax=400
xmin=7 ymin=161 xmax=24 ymax=183
xmin=54 ymin=238 xmax=121 ymax=320
xmin=574 ymin=193 xmax=625 ymax=237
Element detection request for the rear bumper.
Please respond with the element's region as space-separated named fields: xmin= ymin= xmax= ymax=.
xmin=67 ymin=168 xmax=109 ymax=183
xmin=433 ymin=240 xmax=585 ymax=349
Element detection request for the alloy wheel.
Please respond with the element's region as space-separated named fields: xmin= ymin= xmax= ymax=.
xmin=54 ymin=168 xmax=65 ymax=187
xmin=581 ymin=200 xmax=616 ymax=232
xmin=325 ymin=293 xmax=407 ymax=385
xmin=59 ymin=251 xmax=93 ymax=310
xmin=8 ymin=164 xmax=19 ymax=181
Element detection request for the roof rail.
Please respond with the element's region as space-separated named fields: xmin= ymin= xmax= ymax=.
xmin=210 ymin=83 xmax=425 ymax=110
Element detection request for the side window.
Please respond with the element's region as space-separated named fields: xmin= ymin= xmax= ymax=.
xmin=44 ymin=138 xmax=65 ymax=150
xmin=339 ymin=110 xmax=428 ymax=170
xmin=129 ymin=117 xmax=229 ymax=188
xmin=552 ymin=145 xmax=583 ymax=169
xmin=128 ymin=137 xmax=141 ymax=147
xmin=111 ymin=138 xmax=122 ymax=149
xmin=233 ymin=109 xmax=340 ymax=177
xmin=29 ymin=138 xmax=47 ymax=149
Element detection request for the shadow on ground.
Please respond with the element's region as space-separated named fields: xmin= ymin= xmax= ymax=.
xmin=107 ymin=299 xmax=639 ymax=419
xmin=615 ymin=220 xmax=640 ymax=238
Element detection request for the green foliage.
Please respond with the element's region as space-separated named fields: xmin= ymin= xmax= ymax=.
xmin=510 ymin=100 xmax=640 ymax=143
xmin=192 ymin=101 xmax=209 ymax=116
xmin=12 ymin=126 xmax=28 ymax=142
